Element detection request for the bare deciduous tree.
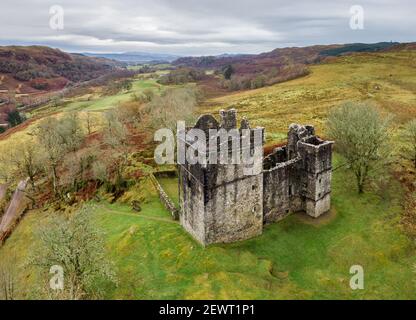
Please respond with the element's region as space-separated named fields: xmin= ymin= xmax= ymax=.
xmin=103 ymin=109 xmax=128 ymax=149
xmin=57 ymin=112 xmax=85 ymax=154
xmin=145 ymin=86 xmax=199 ymax=132
xmin=103 ymin=109 xmax=130 ymax=190
xmin=61 ymin=149 xmax=96 ymax=192
xmin=34 ymin=114 xmax=85 ymax=196
xmin=34 ymin=117 xmax=65 ymax=196
xmin=8 ymin=139 xmax=44 ymax=189
xmin=85 ymin=112 xmax=96 ymax=135
xmin=327 ymin=102 xmax=392 ymax=193
xmin=30 ymin=206 xmax=116 ymax=300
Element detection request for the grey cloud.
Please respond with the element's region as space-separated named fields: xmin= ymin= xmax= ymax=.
xmin=0 ymin=0 xmax=414 ymax=55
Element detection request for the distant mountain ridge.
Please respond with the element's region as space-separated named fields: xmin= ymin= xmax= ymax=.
xmin=81 ymin=52 xmax=252 ymax=64
xmin=82 ymin=52 xmax=181 ymax=64
xmin=319 ymin=42 xmax=400 ymax=56
xmin=173 ymin=42 xmax=404 ymax=70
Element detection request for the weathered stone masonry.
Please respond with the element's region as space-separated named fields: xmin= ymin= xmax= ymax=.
xmin=178 ymin=109 xmax=334 ymax=246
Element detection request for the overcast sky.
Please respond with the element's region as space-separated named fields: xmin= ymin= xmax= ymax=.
xmin=0 ymin=0 xmax=414 ymax=55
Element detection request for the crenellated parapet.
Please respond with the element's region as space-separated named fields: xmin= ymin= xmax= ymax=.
xmin=178 ymin=110 xmax=333 ymax=245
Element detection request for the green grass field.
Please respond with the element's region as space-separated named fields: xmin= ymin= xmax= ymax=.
xmin=61 ymin=79 xmax=162 ymax=112
xmin=1 ymin=155 xmax=415 ymax=299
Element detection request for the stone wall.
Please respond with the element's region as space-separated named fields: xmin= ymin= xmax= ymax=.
xmin=179 ymin=161 xmax=264 ymax=245
xmin=204 ymin=164 xmax=263 ymax=244
xmin=178 ymin=164 xmax=206 ymax=244
xmin=178 ymin=110 xmax=334 ymax=245
xmin=150 ymin=172 xmax=179 ymax=220
xmin=263 ymin=157 xmax=300 ymax=223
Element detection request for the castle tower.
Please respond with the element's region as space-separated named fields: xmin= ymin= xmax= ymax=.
xmin=178 ymin=111 xmax=333 ymax=245
xmin=297 ymin=135 xmax=333 ymax=218
xmin=262 ymin=124 xmax=333 ymax=222
xmin=178 ymin=109 xmax=265 ymax=245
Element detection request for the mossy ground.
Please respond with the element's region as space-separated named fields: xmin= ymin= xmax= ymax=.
xmin=1 ymin=155 xmax=415 ymax=299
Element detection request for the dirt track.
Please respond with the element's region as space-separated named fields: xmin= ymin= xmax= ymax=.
xmin=0 ymin=179 xmax=28 ymax=234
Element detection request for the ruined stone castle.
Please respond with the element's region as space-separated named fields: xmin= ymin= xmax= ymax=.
xmin=178 ymin=109 xmax=333 ymax=245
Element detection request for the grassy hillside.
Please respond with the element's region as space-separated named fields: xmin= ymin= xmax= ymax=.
xmin=0 ymin=48 xmax=415 ymax=300
xmin=174 ymin=42 xmax=403 ymax=93
xmin=0 ymin=155 xmax=414 ymax=299
xmin=0 ymin=77 xmax=162 ymax=184
xmin=0 ymin=46 xmax=127 ymax=131
xmin=174 ymin=42 xmax=400 ymax=72
xmin=0 ymin=46 xmax=123 ymax=94
xmin=205 ymin=50 xmax=416 ymax=140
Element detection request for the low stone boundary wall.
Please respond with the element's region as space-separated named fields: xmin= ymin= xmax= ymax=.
xmin=149 ymin=171 xmax=179 ymax=221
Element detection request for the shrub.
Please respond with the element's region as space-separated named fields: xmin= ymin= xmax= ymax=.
xmin=6 ymin=110 xmax=25 ymax=127
xmin=222 ymin=65 xmax=234 ymax=80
